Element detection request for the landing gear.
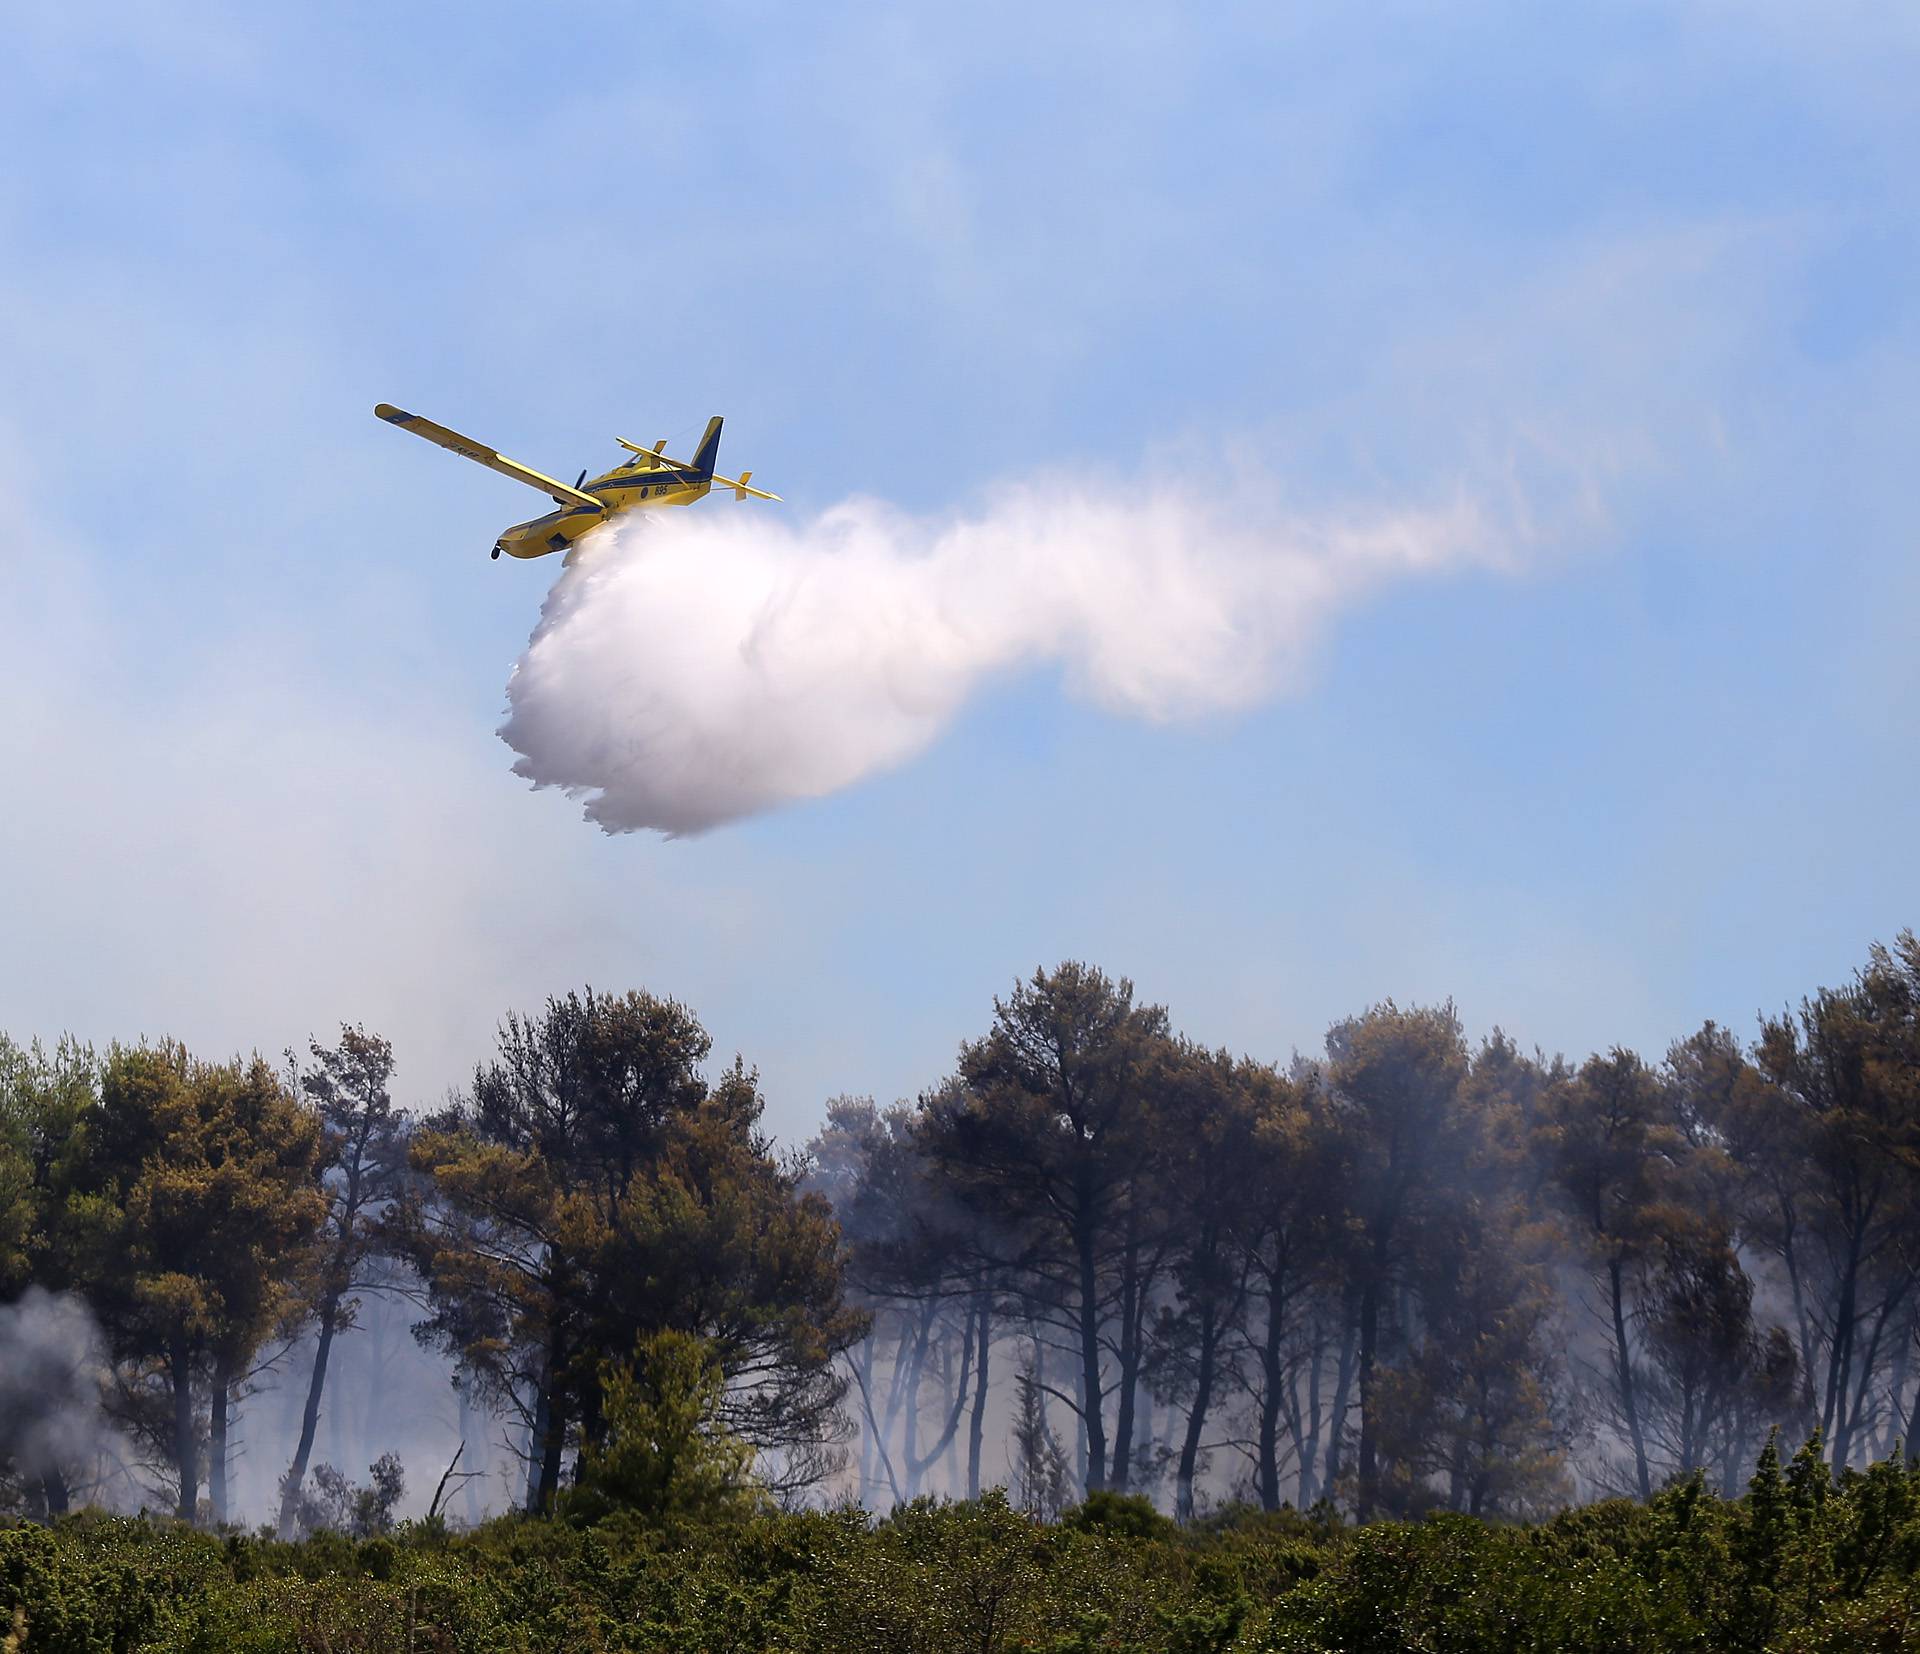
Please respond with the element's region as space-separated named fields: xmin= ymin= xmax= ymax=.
xmin=491 ymin=546 xmax=501 ymax=560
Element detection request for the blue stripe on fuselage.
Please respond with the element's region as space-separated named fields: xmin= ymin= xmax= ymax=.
xmin=508 ymin=478 xmax=705 ymax=534
xmin=588 ymin=467 xmax=696 ymax=488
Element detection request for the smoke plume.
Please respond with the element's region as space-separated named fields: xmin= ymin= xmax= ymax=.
xmin=500 ymin=472 xmax=1507 ymax=836
xmin=0 ymin=1288 xmax=117 ymax=1504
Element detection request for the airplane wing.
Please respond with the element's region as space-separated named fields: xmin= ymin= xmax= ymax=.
xmin=375 ymin=405 xmax=603 ymax=509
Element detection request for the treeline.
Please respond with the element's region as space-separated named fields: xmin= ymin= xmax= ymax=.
xmin=0 ymin=992 xmax=861 ymax=1527
xmin=810 ymin=936 xmax=1920 ymax=1522
xmin=3 ymin=933 xmax=1919 ymax=1532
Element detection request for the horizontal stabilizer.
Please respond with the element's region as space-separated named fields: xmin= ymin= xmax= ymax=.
xmin=712 ymin=468 xmax=782 ymax=502
xmin=616 ymin=435 xmax=692 ymax=472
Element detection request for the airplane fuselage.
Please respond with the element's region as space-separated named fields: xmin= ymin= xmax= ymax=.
xmin=495 ymin=458 xmax=713 ymax=559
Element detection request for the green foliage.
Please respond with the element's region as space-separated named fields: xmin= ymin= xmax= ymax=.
xmin=561 ymin=1330 xmax=760 ymax=1532
xmin=0 ymin=1517 xmax=223 ymax=1654
xmin=1064 ymin=1489 xmax=1177 ymax=1541
xmin=6 ymin=1444 xmax=1920 ymax=1651
xmin=0 ymin=1035 xmax=96 ymax=1295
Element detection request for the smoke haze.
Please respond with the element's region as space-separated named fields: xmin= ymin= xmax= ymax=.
xmin=0 ymin=1289 xmax=120 ymax=1503
xmin=500 ymin=474 xmax=1506 ymax=835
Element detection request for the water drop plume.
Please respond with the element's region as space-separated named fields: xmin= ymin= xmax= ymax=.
xmin=500 ymin=470 xmax=1505 ymax=836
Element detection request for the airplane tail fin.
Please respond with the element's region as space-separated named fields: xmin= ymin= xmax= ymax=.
xmin=691 ymin=415 xmax=724 ymax=477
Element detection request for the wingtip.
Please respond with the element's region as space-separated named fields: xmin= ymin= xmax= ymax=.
xmin=374 ymin=403 xmax=407 ymax=422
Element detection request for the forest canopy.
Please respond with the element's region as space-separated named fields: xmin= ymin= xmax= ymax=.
xmin=3 ymin=934 xmax=1919 ymax=1536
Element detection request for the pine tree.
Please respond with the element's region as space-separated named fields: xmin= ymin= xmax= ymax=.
xmin=564 ymin=1330 xmax=759 ymax=1528
xmin=1012 ymin=1356 xmax=1071 ymax=1521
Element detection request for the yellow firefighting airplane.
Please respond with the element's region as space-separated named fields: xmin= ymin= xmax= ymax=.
xmin=374 ymin=403 xmax=780 ymax=560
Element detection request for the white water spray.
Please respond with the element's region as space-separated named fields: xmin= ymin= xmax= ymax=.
xmin=500 ymin=470 xmax=1505 ymax=836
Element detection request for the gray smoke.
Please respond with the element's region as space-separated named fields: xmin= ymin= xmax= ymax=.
xmin=0 ymin=1288 xmax=119 ymax=1505
xmin=498 ymin=471 xmax=1509 ymax=835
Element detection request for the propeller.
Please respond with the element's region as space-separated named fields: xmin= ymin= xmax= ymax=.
xmin=575 ymin=470 xmax=587 ymax=488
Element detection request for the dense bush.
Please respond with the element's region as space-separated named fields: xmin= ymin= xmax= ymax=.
xmin=7 ymin=1447 xmax=1920 ymax=1652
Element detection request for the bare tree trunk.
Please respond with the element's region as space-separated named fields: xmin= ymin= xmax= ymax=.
xmin=172 ymin=1338 xmax=199 ymax=1523
xmin=209 ymin=1355 xmax=233 ymax=1526
xmin=1720 ymin=1399 xmax=1747 ymax=1497
xmin=459 ymin=1382 xmax=484 ymax=1527
xmin=1257 ymin=1267 xmax=1287 ymax=1510
xmin=882 ymin=1307 xmax=934 ymax=1455
xmin=1904 ymin=1355 xmax=1920 ymax=1465
xmin=536 ymin=1395 xmax=567 ymax=1511
xmin=1111 ymin=1235 xmax=1142 ymax=1490
xmin=858 ymin=1333 xmax=877 ymax=1499
xmin=523 ymin=1379 xmax=549 ymax=1512
xmin=906 ymin=1313 xmax=976 ymax=1494
xmin=1296 ymin=1321 xmax=1327 ymax=1507
xmin=885 ymin=1306 xmax=937 ymax=1499
xmin=577 ymin=1372 xmax=607 ymax=1456
xmin=278 ymin=1307 xmax=339 ymax=1537
xmin=1839 ymin=1289 xmax=1903 ymax=1471
xmin=328 ymin=1337 xmax=348 ymax=1479
xmin=1077 ymin=1221 xmax=1108 ymax=1490
xmin=1136 ymin=1372 xmax=1155 ymax=1490
xmin=38 ymin=1469 xmax=71 ymax=1517
xmin=1874 ymin=1311 xmax=1911 ymax=1461
xmin=902 ymin=1320 xmax=928 ymax=1498
xmin=1823 ymin=1232 xmax=1863 ymax=1461
xmin=1322 ymin=1304 xmax=1358 ymax=1500
xmin=1780 ymin=1221 xmax=1816 ymax=1411
xmin=1071 ymin=1346 xmax=1090 ymax=1492
xmin=942 ymin=1389 xmax=962 ymax=1497
xmin=359 ymin=1307 xmax=389 ymax=1470
xmin=1609 ymin=1256 xmax=1652 ymax=1500
xmin=1355 ymin=1277 xmax=1381 ymax=1518
xmin=967 ymin=1299 xmax=990 ymax=1500
xmin=530 ymin=1304 xmax=571 ymax=1512
xmin=1176 ymin=1304 xmax=1219 ymax=1522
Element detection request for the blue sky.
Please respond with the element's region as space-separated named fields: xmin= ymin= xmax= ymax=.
xmin=2 ymin=2 xmax=1915 ymax=1139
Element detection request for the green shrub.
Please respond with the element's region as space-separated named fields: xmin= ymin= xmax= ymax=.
xmin=1063 ymin=1489 xmax=1177 ymax=1541
xmin=6 ymin=1450 xmax=1920 ymax=1652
